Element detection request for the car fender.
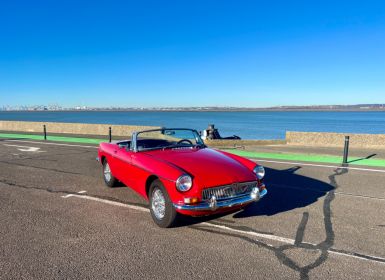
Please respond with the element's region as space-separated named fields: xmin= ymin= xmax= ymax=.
xmin=130 ymin=152 xmax=195 ymax=203
xmin=215 ymin=149 xmax=258 ymax=170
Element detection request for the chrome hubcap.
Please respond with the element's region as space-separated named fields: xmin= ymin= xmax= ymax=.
xmin=152 ymin=189 xmax=166 ymax=220
xmin=104 ymin=163 xmax=112 ymax=182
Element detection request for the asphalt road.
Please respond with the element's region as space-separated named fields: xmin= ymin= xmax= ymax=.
xmin=0 ymin=139 xmax=384 ymax=280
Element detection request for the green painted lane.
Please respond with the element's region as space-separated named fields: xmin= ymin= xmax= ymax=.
xmin=226 ymin=149 xmax=385 ymax=168
xmin=1 ymin=132 xmax=385 ymax=168
xmin=0 ymin=133 xmax=105 ymax=145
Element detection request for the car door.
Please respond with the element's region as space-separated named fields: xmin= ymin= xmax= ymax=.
xmin=127 ymin=151 xmax=152 ymax=198
xmin=112 ymin=146 xmax=133 ymax=185
xmin=112 ymin=147 xmax=149 ymax=198
xmin=101 ymin=144 xmax=122 ymax=180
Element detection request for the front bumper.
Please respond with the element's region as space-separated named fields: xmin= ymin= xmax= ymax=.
xmin=173 ymin=186 xmax=267 ymax=211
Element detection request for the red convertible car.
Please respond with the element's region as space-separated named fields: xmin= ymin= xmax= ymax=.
xmin=97 ymin=128 xmax=267 ymax=227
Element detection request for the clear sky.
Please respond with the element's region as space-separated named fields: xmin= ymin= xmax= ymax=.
xmin=0 ymin=0 xmax=384 ymax=108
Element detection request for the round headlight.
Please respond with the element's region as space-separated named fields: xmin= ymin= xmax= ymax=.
xmin=176 ymin=175 xmax=192 ymax=192
xmin=253 ymin=165 xmax=265 ymax=180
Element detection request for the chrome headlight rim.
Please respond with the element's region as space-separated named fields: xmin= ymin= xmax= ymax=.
xmin=253 ymin=165 xmax=265 ymax=180
xmin=176 ymin=174 xmax=193 ymax=192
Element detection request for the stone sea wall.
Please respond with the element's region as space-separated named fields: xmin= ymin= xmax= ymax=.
xmin=0 ymin=121 xmax=160 ymax=137
xmin=286 ymin=131 xmax=385 ymax=148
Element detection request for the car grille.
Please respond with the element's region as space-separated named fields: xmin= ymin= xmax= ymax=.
xmin=202 ymin=182 xmax=257 ymax=201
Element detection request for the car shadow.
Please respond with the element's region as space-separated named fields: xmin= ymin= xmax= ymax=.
xmin=233 ymin=166 xmax=334 ymax=218
xmin=174 ymin=166 xmax=334 ymax=227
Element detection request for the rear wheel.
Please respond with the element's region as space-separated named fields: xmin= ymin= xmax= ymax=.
xmin=149 ymin=180 xmax=177 ymax=228
xmin=103 ymin=160 xmax=118 ymax=188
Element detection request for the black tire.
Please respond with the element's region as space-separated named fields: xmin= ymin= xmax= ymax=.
xmin=149 ymin=179 xmax=178 ymax=228
xmin=102 ymin=159 xmax=118 ymax=188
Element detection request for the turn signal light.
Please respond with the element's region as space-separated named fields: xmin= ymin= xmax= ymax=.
xmin=184 ymin=197 xmax=199 ymax=204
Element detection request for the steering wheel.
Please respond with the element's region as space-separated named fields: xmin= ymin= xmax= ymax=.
xmin=177 ymin=139 xmax=193 ymax=145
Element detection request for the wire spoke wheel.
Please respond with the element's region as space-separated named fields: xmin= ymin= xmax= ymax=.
xmin=104 ymin=162 xmax=112 ymax=182
xmin=149 ymin=180 xmax=178 ymax=228
xmin=102 ymin=160 xmax=118 ymax=188
xmin=151 ymin=189 xmax=166 ymax=220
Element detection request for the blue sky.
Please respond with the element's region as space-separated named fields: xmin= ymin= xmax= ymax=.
xmin=0 ymin=0 xmax=384 ymax=107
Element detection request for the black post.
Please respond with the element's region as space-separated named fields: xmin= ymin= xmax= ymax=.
xmin=43 ymin=125 xmax=47 ymax=140
xmin=343 ymin=136 xmax=350 ymax=164
xmin=109 ymin=127 xmax=112 ymax=143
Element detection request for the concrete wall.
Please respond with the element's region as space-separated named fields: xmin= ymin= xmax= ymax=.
xmin=0 ymin=121 xmax=160 ymax=137
xmin=204 ymin=139 xmax=286 ymax=147
xmin=286 ymin=131 xmax=385 ymax=148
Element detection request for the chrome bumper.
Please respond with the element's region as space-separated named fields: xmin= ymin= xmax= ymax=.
xmin=173 ymin=187 xmax=267 ymax=211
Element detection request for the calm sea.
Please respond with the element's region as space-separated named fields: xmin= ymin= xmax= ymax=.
xmin=1 ymin=111 xmax=385 ymax=140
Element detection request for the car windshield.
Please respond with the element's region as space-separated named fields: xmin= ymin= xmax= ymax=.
xmin=136 ymin=129 xmax=205 ymax=151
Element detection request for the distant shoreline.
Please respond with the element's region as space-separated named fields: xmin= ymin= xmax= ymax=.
xmin=1 ymin=109 xmax=385 ymax=113
xmin=2 ymin=103 xmax=385 ymax=112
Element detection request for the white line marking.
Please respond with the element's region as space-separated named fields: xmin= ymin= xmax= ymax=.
xmin=335 ymin=192 xmax=385 ymax=201
xmin=201 ymin=222 xmax=295 ymax=244
xmin=329 ymin=250 xmax=378 ymax=262
xmin=252 ymin=159 xmax=385 ymax=173
xmin=77 ymin=190 xmax=87 ymax=194
xmin=62 ymin=194 xmax=385 ymax=265
xmin=3 ymin=139 xmax=98 ymax=149
xmin=203 ymin=224 xmax=385 ymax=264
xmin=4 ymin=144 xmax=31 ymax=148
xmin=3 ymin=144 xmax=45 ymax=153
xmin=62 ymin=194 xmax=150 ymax=212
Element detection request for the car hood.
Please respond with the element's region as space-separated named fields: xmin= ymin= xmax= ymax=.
xmin=144 ymin=148 xmax=256 ymax=187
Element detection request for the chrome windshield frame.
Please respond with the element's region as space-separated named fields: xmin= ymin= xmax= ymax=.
xmin=130 ymin=128 xmax=205 ymax=153
xmin=131 ymin=131 xmax=139 ymax=152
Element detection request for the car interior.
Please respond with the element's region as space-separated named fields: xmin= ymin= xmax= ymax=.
xmin=117 ymin=139 xmax=181 ymax=151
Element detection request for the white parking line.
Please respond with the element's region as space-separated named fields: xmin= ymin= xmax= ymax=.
xmin=200 ymin=221 xmax=295 ymax=245
xmin=62 ymin=194 xmax=150 ymax=212
xmin=62 ymin=193 xmax=385 ymax=265
xmin=3 ymin=144 xmax=45 ymax=153
xmin=335 ymin=191 xmax=385 ymax=201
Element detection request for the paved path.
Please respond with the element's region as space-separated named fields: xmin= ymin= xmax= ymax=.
xmin=2 ymin=132 xmax=385 ymax=167
xmin=0 ymin=139 xmax=384 ymax=279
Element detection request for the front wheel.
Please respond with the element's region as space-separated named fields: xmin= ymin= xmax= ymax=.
xmin=149 ymin=180 xmax=177 ymax=228
xmin=103 ymin=160 xmax=118 ymax=188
